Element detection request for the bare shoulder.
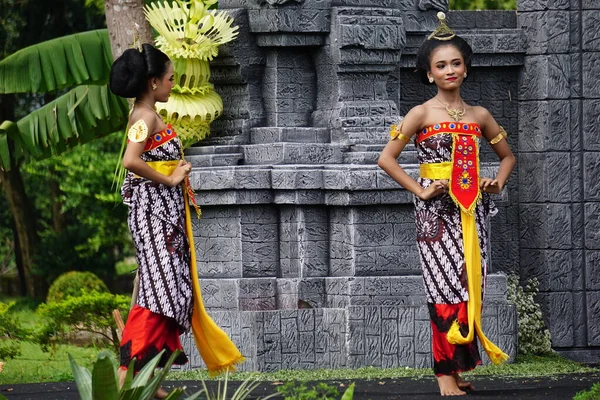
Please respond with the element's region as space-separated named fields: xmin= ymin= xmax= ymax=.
xmin=470 ymin=105 xmax=493 ymax=122
xmin=401 ymin=104 xmax=428 ymax=134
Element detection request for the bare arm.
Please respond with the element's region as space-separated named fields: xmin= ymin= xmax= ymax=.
xmin=478 ymin=107 xmax=516 ymax=193
xmin=122 ymin=113 xmax=190 ymax=187
xmin=378 ymin=106 xmax=447 ymax=200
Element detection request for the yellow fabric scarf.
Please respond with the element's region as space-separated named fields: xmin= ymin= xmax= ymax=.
xmin=146 ymin=161 xmax=245 ymax=374
xmin=420 ymin=162 xmax=509 ymax=365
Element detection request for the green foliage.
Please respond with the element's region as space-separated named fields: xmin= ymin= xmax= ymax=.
xmin=37 ymin=291 xmax=130 ymax=352
xmin=70 ymin=350 xmax=201 ymax=400
xmin=574 ymin=383 xmax=600 ymax=400
xmin=276 ymin=381 xmax=354 ymax=400
xmin=507 ymin=273 xmax=553 ymax=356
xmin=0 ymin=30 xmax=112 ymax=94
xmin=24 ymin=132 xmax=132 ymax=287
xmin=449 ymin=0 xmax=516 ymax=10
xmin=46 ymin=271 xmax=109 ymax=303
xmin=0 ymin=301 xmax=29 ymax=360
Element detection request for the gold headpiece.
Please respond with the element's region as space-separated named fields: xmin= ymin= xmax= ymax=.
xmin=428 ymin=12 xmax=456 ymax=41
xmin=131 ymin=23 xmax=143 ymax=52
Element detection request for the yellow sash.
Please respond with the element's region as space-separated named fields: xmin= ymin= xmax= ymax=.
xmin=146 ymin=161 xmax=245 ymax=374
xmin=420 ymin=163 xmax=509 ymax=365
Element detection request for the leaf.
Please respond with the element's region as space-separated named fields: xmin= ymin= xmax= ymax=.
xmin=92 ymin=351 xmax=119 ymax=400
xmin=69 ymin=353 xmax=93 ymax=400
xmin=0 ymin=29 xmax=112 ymax=94
xmin=138 ymin=350 xmax=184 ymax=400
xmin=0 ymin=85 xmax=129 ymax=171
xmin=341 ymin=382 xmax=355 ymax=400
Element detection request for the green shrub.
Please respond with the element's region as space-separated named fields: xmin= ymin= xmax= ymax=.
xmin=46 ymin=271 xmax=109 ymax=303
xmin=574 ymin=383 xmax=600 ymax=400
xmin=0 ymin=301 xmax=28 ymax=360
xmin=507 ymin=273 xmax=553 ymax=356
xmin=37 ymin=291 xmax=130 ymax=352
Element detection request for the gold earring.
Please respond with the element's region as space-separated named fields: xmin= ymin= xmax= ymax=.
xmin=152 ymin=83 xmax=157 ymax=90
xmin=463 ymin=72 xmax=467 ymax=78
xmin=428 ymin=77 xmax=434 ymax=83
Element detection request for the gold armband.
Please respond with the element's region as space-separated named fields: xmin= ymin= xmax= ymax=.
xmin=489 ymin=126 xmax=508 ymax=145
xmin=390 ymin=120 xmax=411 ymax=144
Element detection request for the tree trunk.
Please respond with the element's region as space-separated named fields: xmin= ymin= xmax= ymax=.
xmin=104 ymin=0 xmax=152 ymax=306
xmin=0 ymin=94 xmax=38 ymax=298
xmin=104 ymin=0 xmax=153 ymax=59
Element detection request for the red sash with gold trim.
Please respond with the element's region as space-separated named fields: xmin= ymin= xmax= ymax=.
xmin=417 ymin=122 xmax=482 ymax=214
xmin=143 ymin=124 xmax=177 ymax=152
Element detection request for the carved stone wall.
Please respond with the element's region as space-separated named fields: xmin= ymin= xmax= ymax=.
xmin=173 ymin=0 xmax=575 ymax=372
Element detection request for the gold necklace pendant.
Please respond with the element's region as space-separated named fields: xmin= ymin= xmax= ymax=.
xmin=435 ymin=97 xmax=466 ymax=122
xmin=445 ymin=106 xmax=466 ymax=122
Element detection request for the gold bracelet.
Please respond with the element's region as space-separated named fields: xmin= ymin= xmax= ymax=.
xmin=489 ymin=126 xmax=507 ymax=145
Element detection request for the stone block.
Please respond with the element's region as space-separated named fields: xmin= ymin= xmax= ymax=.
xmin=583 ymin=52 xmax=600 ymax=98
xmin=517 ymin=0 xmax=570 ymax=11
xmin=519 ymin=55 xmax=570 ymax=100
xmin=584 ymin=203 xmax=600 ymax=249
xmin=538 ymin=292 xmax=574 ymax=347
xmin=583 ymin=100 xmax=600 ymax=151
xmin=519 ymin=249 xmax=573 ymax=292
xmin=518 ymin=11 xmax=570 ymax=54
xmin=518 ymin=101 xmax=571 ymax=151
xmin=583 ymin=10 xmax=600 ymax=51
xmin=584 ymin=153 xmax=600 ymax=201
xmin=519 ymin=204 xmax=572 ymax=249
xmin=518 ymin=152 xmax=572 ymax=202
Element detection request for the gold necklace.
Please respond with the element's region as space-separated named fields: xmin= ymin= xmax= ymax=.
xmin=135 ymin=100 xmax=157 ymax=112
xmin=434 ymin=97 xmax=466 ymax=122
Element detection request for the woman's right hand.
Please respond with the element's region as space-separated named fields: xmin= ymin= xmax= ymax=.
xmin=168 ymin=160 xmax=192 ymax=187
xmin=418 ymin=180 xmax=448 ymax=200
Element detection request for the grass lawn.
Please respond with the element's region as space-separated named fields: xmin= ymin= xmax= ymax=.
xmin=166 ymin=353 xmax=599 ymax=382
xmin=0 ymin=342 xmax=101 ymax=385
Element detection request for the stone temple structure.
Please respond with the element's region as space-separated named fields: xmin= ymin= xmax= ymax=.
xmin=177 ymin=0 xmax=600 ymax=371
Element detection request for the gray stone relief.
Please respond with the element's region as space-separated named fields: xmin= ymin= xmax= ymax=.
xmin=177 ymin=0 xmax=599 ymax=371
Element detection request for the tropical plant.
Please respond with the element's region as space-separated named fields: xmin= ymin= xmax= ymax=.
xmin=276 ymin=381 xmax=355 ymax=400
xmin=70 ymin=349 xmax=281 ymax=400
xmin=0 ymin=29 xmax=129 ymax=170
xmin=145 ymin=0 xmax=238 ymax=147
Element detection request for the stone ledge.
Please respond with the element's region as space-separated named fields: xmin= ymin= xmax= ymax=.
xmin=177 ymin=300 xmax=517 ymax=372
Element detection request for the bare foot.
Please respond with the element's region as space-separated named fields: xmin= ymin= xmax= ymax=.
xmin=117 ymin=368 xmax=127 ymax=389
xmin=436 ymin=375 xmax=467 ymax=396
xmin=154 ymin=387 xmax=169 ymax=399
xmin=453 ymin=374 xmax=475 ymax=391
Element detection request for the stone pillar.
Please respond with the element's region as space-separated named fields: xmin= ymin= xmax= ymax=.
xmin=312 ymin=1 xmax=406 ymax=144
xmin=518 ymin=0 xmax=600 ymax=362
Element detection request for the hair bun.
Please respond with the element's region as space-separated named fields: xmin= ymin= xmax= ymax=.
xmin=109 ymin=49 xmax=148 ymax=98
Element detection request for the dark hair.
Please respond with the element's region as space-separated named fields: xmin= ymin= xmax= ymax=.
xmin=109 ymin=43 xmax=170 ymax=98
xmin=415 ymin=35 xmax=473 ymax=85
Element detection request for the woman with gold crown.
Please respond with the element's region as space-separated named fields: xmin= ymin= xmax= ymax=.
xmin=378 ymin=12 xmax=516 ymax=396
xmin=109 ymin=42 xmax=243 ymax=398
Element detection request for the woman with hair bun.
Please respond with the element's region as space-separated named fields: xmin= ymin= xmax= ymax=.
xmin=110 ymin=44 xmax=242 ymax=397
xmin=378 ymin=13 xmax=516 ymax=396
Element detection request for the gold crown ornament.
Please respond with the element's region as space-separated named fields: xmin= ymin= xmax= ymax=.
xmin=428 ymin=12 xmax=456 ymax=41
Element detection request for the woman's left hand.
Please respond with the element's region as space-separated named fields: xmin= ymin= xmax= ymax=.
xmin=480 ymin=177 xmax=502 ymax=194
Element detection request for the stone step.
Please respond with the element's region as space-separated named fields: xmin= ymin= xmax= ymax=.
xmin=189 ymin=153 xmax=244 ymax=168
xmin=344 ymin=150 xmax=418 ymax=165
xmin=250 ymin=127 xmax=330 ymax=144
xmin=185 ymin=145 xmax=242 ymax=156
xmin=244 ymin=143 xmax=349 ymax=165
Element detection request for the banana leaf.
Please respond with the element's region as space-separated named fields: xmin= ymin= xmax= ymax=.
xmin=0 ymin=84 xmax=129 ymax=171
xmin=0 ymin=29 xmax=112 ymax=94
xmin=91 ymin=351 xmax=120 ymax=400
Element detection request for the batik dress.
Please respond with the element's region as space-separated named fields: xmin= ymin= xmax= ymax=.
xmin=120 ymin=124 xmax=193 ymax=371
xmin=393 ymin=121 xmax=501 ymax=376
